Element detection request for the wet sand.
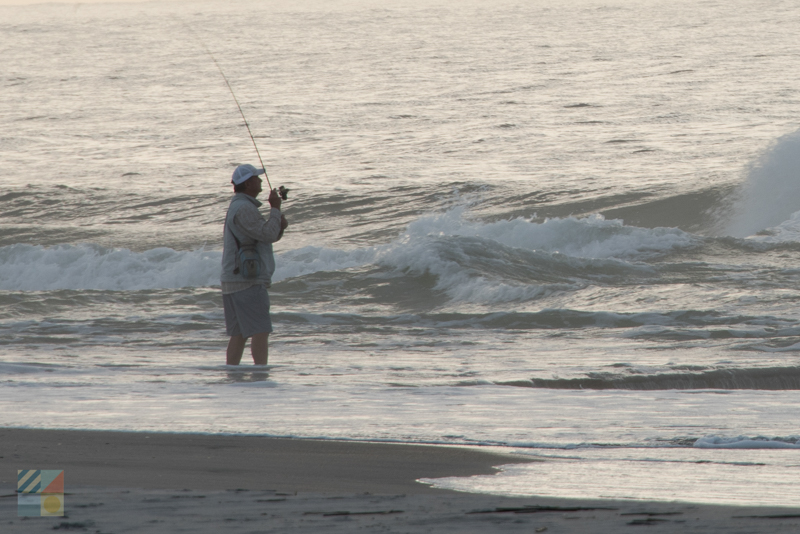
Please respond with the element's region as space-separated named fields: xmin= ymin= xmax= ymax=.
xmin=0 ymin=428 xmax=528 ymax=494
xmin=2 ymin=428 xmax=800 ymax=533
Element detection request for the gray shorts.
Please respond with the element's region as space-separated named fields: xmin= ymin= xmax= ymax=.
xmin=223 ymin=284 xmax=273 ymax=339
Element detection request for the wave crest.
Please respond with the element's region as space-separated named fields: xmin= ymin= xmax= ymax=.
xmin=1 ymin=208 xmax=699 ymax=296
xmin=0 ymin=244 xmax=221 ymax=291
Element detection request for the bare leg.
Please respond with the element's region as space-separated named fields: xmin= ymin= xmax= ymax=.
xmin=250 ymin=332 xmax=269 ymax=365
xmin=226 ymin=335 xmax=246 ymax=365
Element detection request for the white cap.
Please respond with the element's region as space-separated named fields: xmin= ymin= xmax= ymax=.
xmin=231 ymin=164 xmax=265 ymax=185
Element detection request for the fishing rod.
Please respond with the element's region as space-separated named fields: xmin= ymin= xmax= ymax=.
xmin=188 ymin=22 xmax=289 ymax=200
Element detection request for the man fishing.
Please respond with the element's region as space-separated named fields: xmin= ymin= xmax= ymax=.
xmin=221 ymin=164 xmax=289 ymax=365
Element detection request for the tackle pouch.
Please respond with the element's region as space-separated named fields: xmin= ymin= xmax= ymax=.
xmin=237 ymin=244 xmax=262 ymax=279
xmin=226 ymin=218 xmax=262 ymax=279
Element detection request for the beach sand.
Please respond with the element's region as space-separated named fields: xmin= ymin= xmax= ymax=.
xmin=2 ymin=428 xmax=800 ymax=533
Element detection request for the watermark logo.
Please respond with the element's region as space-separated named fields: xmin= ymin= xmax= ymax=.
xmin=17 ymin=470 xmax=64 ymax=517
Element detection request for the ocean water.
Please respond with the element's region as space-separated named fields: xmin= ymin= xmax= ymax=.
xmin=2 ymin=0 xmax=800 ymax=507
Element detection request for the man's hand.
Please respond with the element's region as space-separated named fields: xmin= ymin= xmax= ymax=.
xmin=268 ymin=188 xmax=282 ymax=209
xmin=280 ymin=215 xmax=289 ymax=231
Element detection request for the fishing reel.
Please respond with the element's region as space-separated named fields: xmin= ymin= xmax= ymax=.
xmin=277 ymin=185 xmax=289 ymax=201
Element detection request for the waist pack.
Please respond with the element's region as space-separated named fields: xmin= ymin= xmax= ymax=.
xmin=236 ymin=243 xmax=262 ymax=279
xmin=227 ymin=222 xmax=262 ymax=279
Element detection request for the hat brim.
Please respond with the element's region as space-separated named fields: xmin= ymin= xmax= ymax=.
xmin=232 ymin=168 xmax=266 ymax=185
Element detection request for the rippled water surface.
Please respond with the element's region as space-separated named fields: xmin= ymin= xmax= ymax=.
xmin=2 ymin=0 xmax=800 ymax=505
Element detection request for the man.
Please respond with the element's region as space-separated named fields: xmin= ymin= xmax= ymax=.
xmin=221 ymin=164 xmax=289 ymax=365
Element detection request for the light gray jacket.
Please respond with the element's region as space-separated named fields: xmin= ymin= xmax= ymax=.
xmin=220 ymin=193 xmax=283 ymax=288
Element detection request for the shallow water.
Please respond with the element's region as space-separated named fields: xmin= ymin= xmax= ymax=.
xmin=2 ymin=0 xmax=800 ymax=506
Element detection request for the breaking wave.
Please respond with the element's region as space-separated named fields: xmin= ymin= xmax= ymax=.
xmin=725 ymin=128 xmax=800 ymax=238
xmin=0 ymin=208 xmax=697 ymax=299
xmin=0 ymin=244 xmax=222 ymax=291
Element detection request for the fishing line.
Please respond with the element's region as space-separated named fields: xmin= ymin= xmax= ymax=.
xmin=182 ymin=18 xmax=288 ymax=199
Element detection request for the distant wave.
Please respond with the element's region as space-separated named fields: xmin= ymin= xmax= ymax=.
xmin=695 ymin=435 xmax=800 ymax=449
xmin=508 ymin=366 xmax=800 ymax=390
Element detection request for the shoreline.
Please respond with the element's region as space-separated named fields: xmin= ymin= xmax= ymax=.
xmin=0 ymin=427 xmax=531 ymax=494
xmin=3 ymin=428 xmax=800 ymax=533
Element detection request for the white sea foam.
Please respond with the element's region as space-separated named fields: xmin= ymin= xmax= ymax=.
xmin=0 ymin=244 xmax=222 ymax=291
xmin=743 ymin=209 xmax=800 ymax=244
xmin=376 ymin=237 xmax=558 ymax=304
xmin=423 ymin=447 xmax=800 ymax=506
xmin=0 ymin=209 xmax=693 ymax=294
xmin=405 ymin=208 xmax=695 ymax=260
xmin=374 ymin=208 xmax=691 ymax=303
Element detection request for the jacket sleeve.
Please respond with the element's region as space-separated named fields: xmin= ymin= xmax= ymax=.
xmin=233 ymin=204 xmax=283 ymax=244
